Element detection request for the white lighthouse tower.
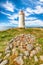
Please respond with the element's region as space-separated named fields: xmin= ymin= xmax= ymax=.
xmin=19 ymin=10 xmax=25 ymax=28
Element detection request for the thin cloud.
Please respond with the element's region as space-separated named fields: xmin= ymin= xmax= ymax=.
xmin=25 ymin=17 xmax=37 ymax=21
xmin=0 ymin=11 xmax=18 ymax=26
xmin=25 ymin=17 xmax=43 ymax=27
xmin=10 ymin=20 xmax=18 ymax=25
xmin=8 ymin=14 xmax=18 ymax=20
xmin=0 ymin=11 xmax=11 ymax=16
xmin=34 ymin=5 xmax=43 ymax=14
xmin=0 ymin=22 xmax=17 ymax=31
xmin=25 ymin=8 xmax=33 ymax=15
xmin=40 ymin=0 xmax=43 ymax=2
xmin=0 ymin=22 xmax=11 ymax=26
xmin=8 ymin=13 xmax=18 ymax=25
xmin=1 ymin=1 xmax=14 ymax=12
xmin=25 ymin=5 xmax=43 ymax=16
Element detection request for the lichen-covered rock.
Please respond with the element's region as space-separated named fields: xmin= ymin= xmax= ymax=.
xmin=23 ymin=56 xmax=27 ymax=59
xmin=40 ymin=64 xmax=43 ymax=65
xmin=0 ymin=53 xmax=2 ymax=57
xmin=5 ymin=46 xmax=10 ymax=51
xmin=9 ymin=43 xmax=13 ymax=49
xmin=24 ymin=50 xmax=29 ymax=56
xmin=2 ymin=34 xmax=42 ymax=65
xmin=30 ymin=50 xmax=37 ymax=57
xmin=19 ymin=53 xmax=23 ymax=57
xmin=35 ymin=46 xmax=41 ymax=53
xmin=0 ymin=59 xmax=3 ymax=63
xmin=12 ymin=48 xmax=18 ymax=56
xmin=34 ymin=56 xmax=38 ymax=62
xmin=26 ymin=44 xmax=34 ymax=51
xmin=40 ymin=55 xmax=43 ymax=61
xmin=4 ymin=53 xmax=10 ymax=59
xmin=5 ymin=50 xmax=11 ymax=54
xmin=14 ymin=56 xmax=24 ymax=65
xmin=0 ymin=60 xmax=8 ymax=65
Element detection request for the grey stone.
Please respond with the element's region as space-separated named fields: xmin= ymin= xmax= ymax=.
xmin=23 ymin=56 xmax=27 ymax=59
xmin=19 ymin=53 xmax=23 ymax=57
xmin=14 ymin=56 xmax=24 ymax=65
xmin=4 ymin=53 xmax=10 ymax=59
xmin=24 ymin=51 xmax=29 ymax=56
xmin=34 ymin=56 xmax=38 ymax=62
xmin=35 ymin=46 xmax=41 ymax=53
xmin=40 ymin=55 xmax=43 ymax=61
xmin=0 ymin=53 xmax=2 ymax=57
xmin=9 ymin=39 xmax=13 ymax=43
xmin=30 ymin=50 xmax=37 ymax=57
xmin=12 ymin=48 xmax=17 ymax=54
xmin=40 ymin=64 xmax=43 ymax=65
xmin=0 ymin=60 xmax=8 ymax=65
xmin=26 ymin=44 xmax=34 ymax=51
xmin=0 ymin=59 xmax=3 ymax=63
xmin=5 ymin=46 xmax=10 ymax=51
xmin=2 ymin=34 xmax=37 ymax=65
xmin=5 ymin=50 xmax=11 ymax=54
xmin=9 ymin=44 xmax=13 ymax=49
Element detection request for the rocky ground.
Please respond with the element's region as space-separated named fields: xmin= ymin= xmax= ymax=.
xmin=0 ymin=34 xmax=43 ymax=65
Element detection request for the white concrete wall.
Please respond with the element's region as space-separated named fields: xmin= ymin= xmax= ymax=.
xmin=19 ymin=13 xmax=25 ymax=28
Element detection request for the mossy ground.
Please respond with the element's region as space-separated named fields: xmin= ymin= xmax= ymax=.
xmin=0 ymin=28 xmax=43 ymax=65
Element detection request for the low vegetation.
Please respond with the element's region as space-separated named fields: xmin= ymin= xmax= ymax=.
xmin=0 ymin=28 xmax=43 ymax=65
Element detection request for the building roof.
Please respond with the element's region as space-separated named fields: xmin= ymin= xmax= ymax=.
xmin=19 ymin=10 xmax=24 ymax=15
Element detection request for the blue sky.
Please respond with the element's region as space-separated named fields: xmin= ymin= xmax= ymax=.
xmin=0 ymin=0 xmax=43 ymax=30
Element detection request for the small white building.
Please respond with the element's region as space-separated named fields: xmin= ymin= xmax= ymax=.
xmin=19 ymin=10 xmax=25 ymax=28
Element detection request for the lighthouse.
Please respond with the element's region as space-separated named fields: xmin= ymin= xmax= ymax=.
xmin=18 ymin=10 xmax=25 ymax=28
